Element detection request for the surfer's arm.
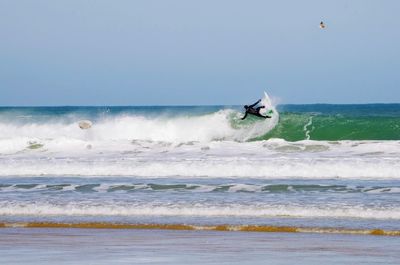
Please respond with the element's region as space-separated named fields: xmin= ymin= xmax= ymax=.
xmin=241 ymin=112 xmax=248 ymax=120
xmin=249 ymin=99 xmax=261 ymax=108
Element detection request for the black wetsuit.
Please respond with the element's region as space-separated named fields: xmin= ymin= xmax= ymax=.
xmin=241 ymin=99 xmax=271 ymax=120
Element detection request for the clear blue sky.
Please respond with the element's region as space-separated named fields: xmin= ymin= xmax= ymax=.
xmin=1 ymin=0 xmax=399 ymax=105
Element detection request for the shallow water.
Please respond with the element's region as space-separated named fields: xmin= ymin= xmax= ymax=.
xmin=0 ymin=228 xmax=399 ymax=265
xmin=1 ymin=176 xmax=400 ymax=232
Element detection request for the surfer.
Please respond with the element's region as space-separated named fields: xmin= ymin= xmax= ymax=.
xmin=241 ymin=99 xmax=271 ymax=120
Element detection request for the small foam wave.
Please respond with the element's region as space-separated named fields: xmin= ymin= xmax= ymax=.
xmin=2 ymin=183 xmax=399 ymax=194
xmin=0 ymin=201 xmax=399 ymax=220
xmin=1 ymin=155 xmax=399 ymax=178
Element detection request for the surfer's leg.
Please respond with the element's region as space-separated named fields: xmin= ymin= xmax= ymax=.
xmin=253 ymin=113 xmax=269 ymax=119
xmin=256 ymin=107 xmax=265 ymax=112
xmin=255 ymin=107 xmax=268 ymax=118
xmin=255 ymin=113 xmax=270 ymax=119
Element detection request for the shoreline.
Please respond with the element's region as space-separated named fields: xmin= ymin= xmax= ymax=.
xmin=1 ymin=221 xmax=399 ymax=237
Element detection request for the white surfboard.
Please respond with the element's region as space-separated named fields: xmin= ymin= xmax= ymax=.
xmin=259 ymin=91 xmax=274 ymax=116
xmin=78 ymin=120 xmax=93 ymax=130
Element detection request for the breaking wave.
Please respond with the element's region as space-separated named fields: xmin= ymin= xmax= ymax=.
xmin=0 ymin=109 xmax=277 ymax=153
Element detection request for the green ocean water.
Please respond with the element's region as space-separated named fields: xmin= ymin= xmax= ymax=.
xmin=261 ymin=104 xmax=400 ymax=141
xmin=263 ymin=112 xmax=400 ymax=141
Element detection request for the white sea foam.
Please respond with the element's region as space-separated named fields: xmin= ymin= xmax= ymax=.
xmin=228 ymin=184 xmax=262 ymax=192
xmin=2 ymin=157 xmax=399 ymax=179
xmin=1 ymin=139 xmax=400 ymax=179
xmin=0 ymin=109 xmax=275 ymax=153
xmin=0 ymin=201 xmax=399 ymax=220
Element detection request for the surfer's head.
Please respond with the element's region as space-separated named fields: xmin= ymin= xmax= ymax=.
xmin=244 ymin=105 xmax=249 ymax=109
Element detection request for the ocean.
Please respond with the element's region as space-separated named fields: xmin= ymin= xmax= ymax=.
xmin=0 ymin=104 xmax=400 ymax=236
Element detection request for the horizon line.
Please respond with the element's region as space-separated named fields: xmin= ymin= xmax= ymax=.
xmin=1 ymin=102 xmax=400 ymax=108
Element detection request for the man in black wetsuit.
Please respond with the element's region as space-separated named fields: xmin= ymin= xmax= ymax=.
xmin=241 ymin=99 xmax=271 ymax=120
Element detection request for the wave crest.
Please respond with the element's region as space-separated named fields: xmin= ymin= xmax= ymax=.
xmin=0 ymin=109 xmax=278 ymax=154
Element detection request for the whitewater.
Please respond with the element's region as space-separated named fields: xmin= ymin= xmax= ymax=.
xmin=1 ymin=104 xmax=400 ymax=231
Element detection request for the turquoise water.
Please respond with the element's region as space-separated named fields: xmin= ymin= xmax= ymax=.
xmin=268 ymin=104 xmax=400 ymax=140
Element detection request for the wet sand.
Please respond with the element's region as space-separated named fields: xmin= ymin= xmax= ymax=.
xmin=0 ymin=228 xmax=399 ymax=264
